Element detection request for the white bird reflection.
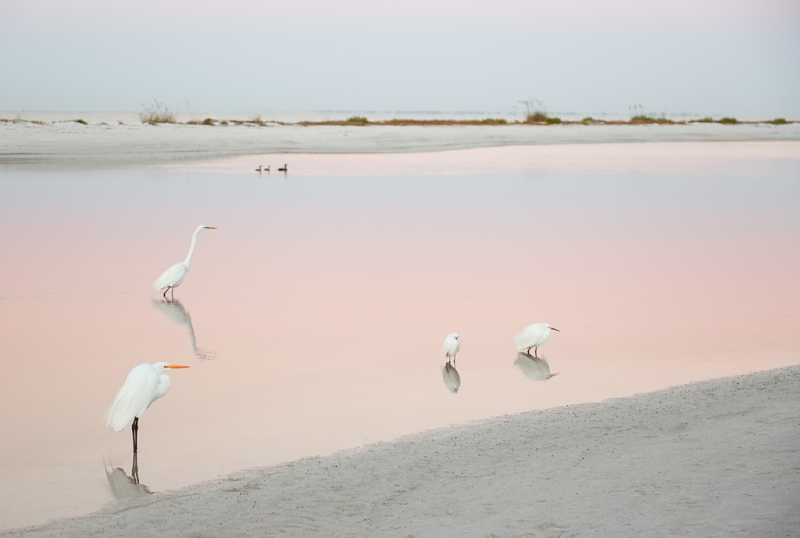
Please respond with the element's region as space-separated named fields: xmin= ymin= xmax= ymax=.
xmin=104 ymin=453 xmax=151 ymax=499
xmin=514 ymin=352 xmax=559 ymax=381
xmin=152 ymin=299 xmax=215 ymax=361
xmin=442 ymin=361 xmax=461 ymax=394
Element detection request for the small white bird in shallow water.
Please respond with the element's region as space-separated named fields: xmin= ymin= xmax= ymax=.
xmin=515 ymin=323 xmax=560 ymax=357
xmin=106 ymin=362 xmax=189 ymax=453
xmin=153 ymin=225 xmax=216 ymax=299
xmin=442 ymin=333 xmax=461 ymax=364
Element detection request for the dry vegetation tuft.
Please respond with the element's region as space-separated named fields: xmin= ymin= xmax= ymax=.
xmin=519 ymin=98 xmax=562 ymax=124
xmin=140 ymin=100 xmax=177 ymax=125
xmin=630 ymin=115 xmax=675 ymax=124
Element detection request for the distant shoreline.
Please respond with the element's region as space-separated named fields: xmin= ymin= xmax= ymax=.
xmin=2 ymin=121 xmax=799 ymax=169
xmin=5 ymin=366 xmax=799 ymax=537
xmin=2 ymin=116 xmax=795 ymax=128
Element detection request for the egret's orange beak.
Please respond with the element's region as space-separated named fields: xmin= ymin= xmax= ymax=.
xmin=166 ymin=364 xmax=190 ymax=369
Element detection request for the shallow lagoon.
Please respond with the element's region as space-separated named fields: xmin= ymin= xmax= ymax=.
xmin=1 ymin=143 xmax=798 ymax=529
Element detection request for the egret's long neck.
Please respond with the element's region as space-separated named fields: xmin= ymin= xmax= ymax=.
xmin=183 ymin=228 xmax=202 ymax=269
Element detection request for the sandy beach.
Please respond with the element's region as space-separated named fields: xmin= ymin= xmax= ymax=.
xmin=4 ymin=366 xmax=798 ymax=537
xmin=2 ymin=121 xmax=799 ymax=169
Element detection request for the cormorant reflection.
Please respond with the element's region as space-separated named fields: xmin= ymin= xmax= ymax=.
xmin=442 ymin=361 xmax=461 ymax=394
xmin=514 ymin=352 xmax=559 ymax=381
xmin=104 ymin=453 xmax=151 ymax=499
xmin=152 ymin=298 xmax=215 ymax=361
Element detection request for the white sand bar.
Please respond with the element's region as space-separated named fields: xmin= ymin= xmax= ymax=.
xmin=2 ymin=122 xmax=800 ymax=168
xmin=6 ymin=366 xmax=799 ymax=537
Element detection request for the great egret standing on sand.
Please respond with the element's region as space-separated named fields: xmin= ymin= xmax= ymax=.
xmin=153 ymin=225 xmax=216 ymax=299
xmin=515 ymin=323 xmax=560 ymax=357
xmin=442 ymin=333 xmax=461 ymax=364
xmin=106 ymin=362 xmax=189 ymax=453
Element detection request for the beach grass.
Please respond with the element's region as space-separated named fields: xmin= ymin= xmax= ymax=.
xmin=139 ymin=100 xmax=177 ymax=125
xmin=525 ymin=111 xmax=548 ymax=122
xmin=4 ymin=113 xmax=796 ymax=129
xmin=630 ymin=115 xmax=675 ymax=124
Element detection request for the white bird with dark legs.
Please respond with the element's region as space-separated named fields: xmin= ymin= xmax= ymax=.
xmin=106 ymin=362 xmax=189 ymax=453
xmin=515 ymin=323 xmax=560 ymax=357
xmin=442 ymin=333 xmax=461 ymax=364
xmin=153 ymin=225 xmax=216 ymax=299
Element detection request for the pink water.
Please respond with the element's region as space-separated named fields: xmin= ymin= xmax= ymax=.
xmin=1 ymin=142 xmax=799 ymax=529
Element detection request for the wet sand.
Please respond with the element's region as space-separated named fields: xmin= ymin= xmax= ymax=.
xmin=2 ymin=121 xmax=799 ymax=168
xmin=5 ymin=365 xmax=799 ymax=538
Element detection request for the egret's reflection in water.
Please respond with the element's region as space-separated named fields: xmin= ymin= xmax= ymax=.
xmin=104 ymin=453 xmax=151 ymax=499
xmin=514 ymin=353 xmax=559 ymax=381
xmin=441 ymin=361 xmax=461 ymax=394
xmin=152 ymin=299 xmax=215 ymax=361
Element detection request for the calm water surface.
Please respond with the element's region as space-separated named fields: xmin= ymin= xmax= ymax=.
xmin=1 ymin=143 xmax=799 ymax=529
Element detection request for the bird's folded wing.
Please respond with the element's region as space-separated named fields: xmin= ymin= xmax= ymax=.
xmin=153 ymin=263 xmax=186 ymax=290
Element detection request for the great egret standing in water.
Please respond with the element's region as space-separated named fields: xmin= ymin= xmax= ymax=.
xmin=515 ymin=323 xmax=560 ymax=357
xmin=106 ymin=362 xmax=189 ymax=453
xmin=442 ymin=333 xmax=461 ymax=364
xmin=153 ymin=225 xmax=216 ymax=299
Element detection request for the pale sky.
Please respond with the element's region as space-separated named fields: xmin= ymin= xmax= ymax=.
xmin=1 ymin=0 xmax=798 ymax=117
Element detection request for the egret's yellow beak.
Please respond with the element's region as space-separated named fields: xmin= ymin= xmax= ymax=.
xmin=166 ymin=364 xmax=190 ymax=369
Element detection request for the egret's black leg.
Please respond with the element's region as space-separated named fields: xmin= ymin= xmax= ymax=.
xmin=163 ymin=287 xmax=169 ymax=299
xmin=170 ymin=288 xmax=175 ymax=300
xmin=534 ymin=347 xmax=538 ymax=358
xmin=132 ymin=417 xmax=139 ymax=453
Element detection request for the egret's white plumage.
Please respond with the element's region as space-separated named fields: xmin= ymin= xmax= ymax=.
xmin=514 ymin=323 xmax=560 ymax=357
xmin=442 ymin=333 xmax=461 ymax=361
xmin=153 ymin=225 xmax=216 ymax=298
xmin=106 ymin=362 xmax=188 ymax=432
xmin=106 ymin=362 xmax=189 ymax=452
xmin=442 ymin=362 xmax=462 ymax=393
